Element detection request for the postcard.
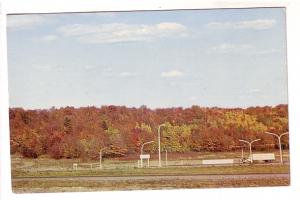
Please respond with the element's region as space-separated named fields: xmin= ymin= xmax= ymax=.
xmin=6 ymin=7 xmax=290 ymax=193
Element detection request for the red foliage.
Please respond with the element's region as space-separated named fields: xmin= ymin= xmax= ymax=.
xmin=9 ymin=104 xmax=289 ymax=159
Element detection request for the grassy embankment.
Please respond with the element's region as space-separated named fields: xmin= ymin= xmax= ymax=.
xmin=11 ymin=150 xmax=290 ymax=178
xmin=11 ymin=151 xmax=290 ymax=193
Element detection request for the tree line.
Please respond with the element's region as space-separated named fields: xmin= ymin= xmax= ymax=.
xmin=9 ymin=104 xmax=289 ymax=159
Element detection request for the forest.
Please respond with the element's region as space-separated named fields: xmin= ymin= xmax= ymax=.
xmin=9 ymin=104 xmax=289 ymax=160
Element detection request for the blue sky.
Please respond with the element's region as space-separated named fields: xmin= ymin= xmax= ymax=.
xmin=7 ymin=8 xmax=288 ymax=109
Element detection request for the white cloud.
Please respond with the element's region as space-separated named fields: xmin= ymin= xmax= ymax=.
xmin=208 ymin=43 xmax=282 ymax=55
xmin=41 ymin=35 xmax=59 ymax=41
xmin=156 ymin=22 xmax=186 ymax=31
xmin=84 ymin=65 xmax=96 ymax=70
xmin=238 ymin=89 xmax=262 ymax=98
xmin=251 ymin=49 xmax=281 ymax=55
xmin=119 ymin=72 xmax=138 ymax=77
xmin=206 ymin=19 xmax=276 ymax=30
xmin=188 ymin=96 xmax=198 ymax=101
xmin=94 ymin=12 xmax=116 ymax=17
xmin=103 ymin=67 xmax=113 ymax=72
xmin=161 ymin=70 xmax=184 ymax=78
xmin=34 ymin=65 xmax=54 ymax=70
xmin=7 ymin=15 xmax=48 ymax=30
xmin=57 ymin=22 xmax=187 ymax=44
xmin=208 ymin=43 xmax=255 ymax=54
xmin=248 ymin=89 xmax=261 ymax=93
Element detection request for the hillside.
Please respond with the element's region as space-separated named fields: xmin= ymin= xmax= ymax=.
xmin=9 ymin=104 xmax=289 ymax=159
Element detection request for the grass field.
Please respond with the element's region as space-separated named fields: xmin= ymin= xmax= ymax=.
xmin=11 ymin=151 xmax=290 ymax=193
xmin=11 ymin=150 xmax=290 ymax=172
xmin=13 ymin=176 xmax=290 ymax=193
xmin=12 ymin=164 xmax=289 ymax=178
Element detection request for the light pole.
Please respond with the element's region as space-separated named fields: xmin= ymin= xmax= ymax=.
xmin=141 ymin=141 xmax=154 ymax=154
xmin=164 ymin=136 xmax=171 ymax=167
xmin=99 ymin=147 xmax=108 ymax=169
xmin=241 ymin=147 xmax=244 ymax=159
xmin=158 ymin=123 xmax=166 ymax=167
xmin=165 ymin=150 xmax=168 ymax=167
xmin=140 ymin=141 xmax=154 ymax=168
xmin=239 ymin=139 xmax=261 ymax=163
xmin=266 ymin=132 xmax=289 ymax=164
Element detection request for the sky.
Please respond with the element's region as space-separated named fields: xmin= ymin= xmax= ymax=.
xmin=7 ymin=8 xmax=288 ymax=109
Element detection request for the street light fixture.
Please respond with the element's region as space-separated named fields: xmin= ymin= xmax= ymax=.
xmin=266 ymin=132 xmax=289 ymax=164
xmin=141 ymin=141 xmax=154 ymax=155
xmin=239 ymin=139 xmax=261 ymax=163
xmin=139 ymin=141 xmax=154 ymax=168
xmin=158 ymin=123 xmax=166 ymax=167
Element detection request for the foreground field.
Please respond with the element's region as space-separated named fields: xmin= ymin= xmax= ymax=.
xmin=13 ymin=173 xmax=289 ymax=193
xmin=11 ymin=151 xmax=290 ymax=193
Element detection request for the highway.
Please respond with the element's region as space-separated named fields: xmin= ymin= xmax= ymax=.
xmin=13 ymin=173 xmax=289 ymax=182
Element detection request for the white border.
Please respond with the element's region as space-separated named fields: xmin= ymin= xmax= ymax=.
xmin=1 ymin=1 xmax=300 ymax=200
xmin=2 ymin=0 xmax=290 ymax=14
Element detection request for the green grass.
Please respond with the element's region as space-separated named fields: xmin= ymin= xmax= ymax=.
xmin=11 ymin=151 xmax=290 ymax=178
xmin=10 ymin=153 xmax=290 ymax=193
xmin=12 ymin=164 xmax=289 ymax=178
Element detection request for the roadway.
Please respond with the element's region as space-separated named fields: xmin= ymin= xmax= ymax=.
xmin=13 ymin=173 xmax=289 ymax=182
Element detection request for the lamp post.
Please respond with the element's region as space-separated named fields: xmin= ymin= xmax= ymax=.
xmin=99 ymin=147 xmax=108 ymax=169
xmin=165 ymin=150 xmax=168 ymax=167
xmin=239 ymin=139 xmax=261 ymax=163
xmin=164 ymin=136 xmax=171 ymax=167
xmin=141 ymin=141 xmax=154 ymax=155
xmin=140 ymin=141 xmax=154 ymax=168
xmin=158 ymin=123 xmax=166 ymax=167
xmin=266 ymin=132 xmax=289 ymax=164
xmin=241 ymin=147 xmax=244 ymax=159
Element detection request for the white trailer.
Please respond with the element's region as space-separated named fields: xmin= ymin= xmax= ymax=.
xmin=252 ymin=153 xmax=275 ymax=162
xmin=202 ymin=159 xmax=234 ymax=165
xmin=241 ymin=153 xmax=276 ymax=163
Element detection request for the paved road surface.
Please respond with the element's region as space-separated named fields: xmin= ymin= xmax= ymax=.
xmin=13 ymin=173 xmax=289 ymax=182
